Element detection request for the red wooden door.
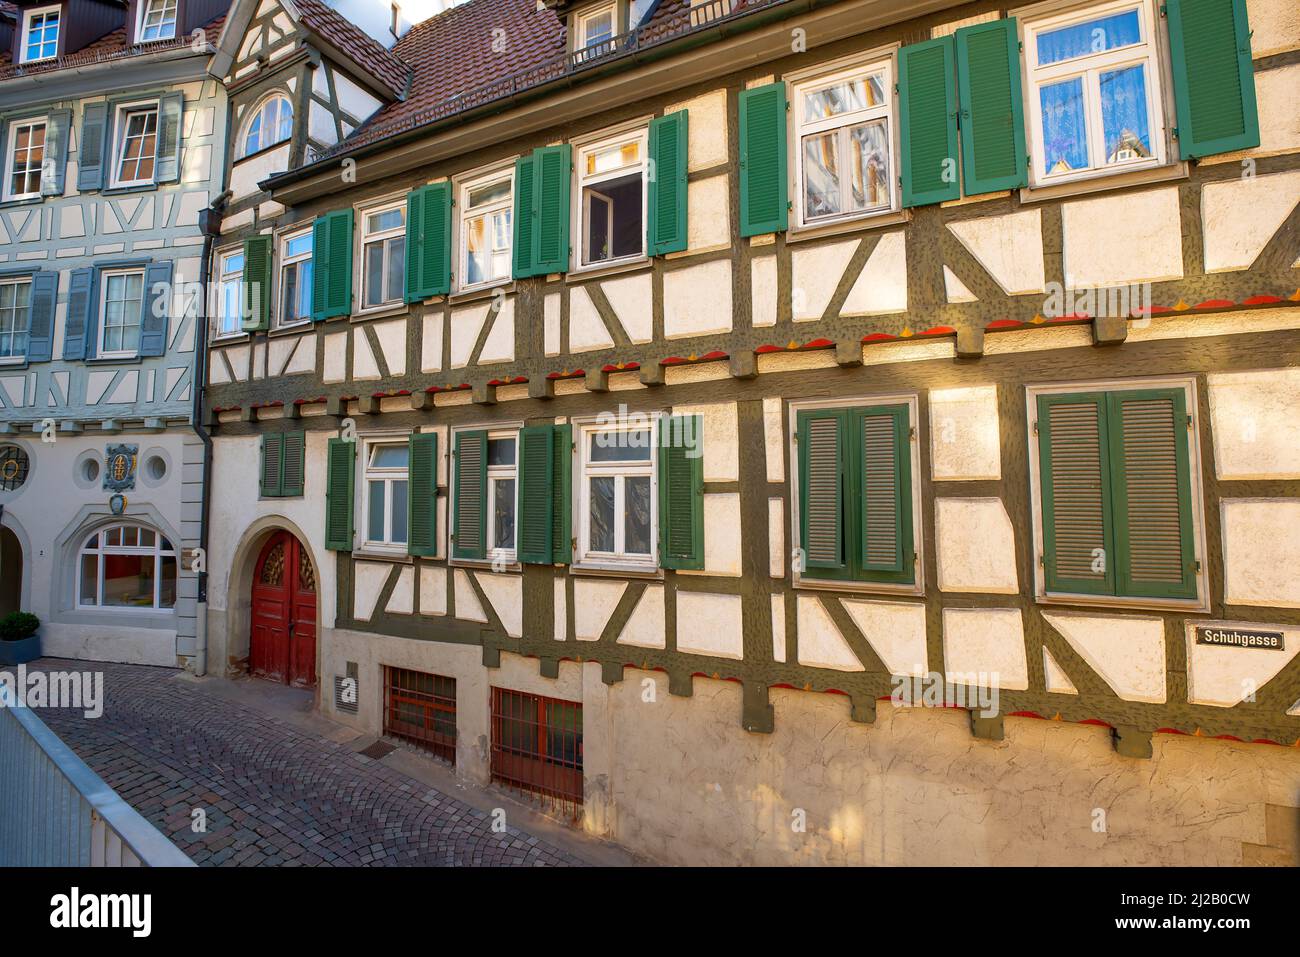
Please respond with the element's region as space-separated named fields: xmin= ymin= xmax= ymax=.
xmin=250 ymin=532 xmax=317 ymax=687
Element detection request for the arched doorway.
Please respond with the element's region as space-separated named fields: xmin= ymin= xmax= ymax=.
xmin=0 ymin=525 xmax=21 ymax=616
xmin=250 ymin=531 xmax=317 ymax=687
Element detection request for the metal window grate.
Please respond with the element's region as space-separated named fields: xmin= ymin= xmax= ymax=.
xmin=490 ymin=687 xmax=583 ymax=820
xmin=384 ymin=666 xmax=456 ymax=765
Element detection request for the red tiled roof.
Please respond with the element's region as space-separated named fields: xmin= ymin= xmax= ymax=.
xmin=0 ymin=15 xmax=227 ymax=79
xmin=294 ymin=0 xmax=411 ymax=99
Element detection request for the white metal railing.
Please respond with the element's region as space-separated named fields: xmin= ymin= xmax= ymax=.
xmin=0 ymin=683 xmax=195 ymax=867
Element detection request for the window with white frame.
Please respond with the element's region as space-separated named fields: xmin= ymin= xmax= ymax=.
xmin=78 ymin=523 xmax=178 ymax=610
xmin=360 ymin=201 xmax=406 ymax=309
xmin=113 ymin=104 xmax=160 ymax=187
xmin=363 ymin=438 xmax=409 ymax=551
xmin=3 ymin=118 xmax=46 ymax=201
xmin=575 ymin=3 xmax=616 ymax=62
xmin=21 ymin=6 xmax=60 ymax=63
xmin=278 ymin=229 xmax=313 ymax=327
xmin=216 ymin=250 xmax=244 ymax=337
xmin=99 ymin=269 xmax=144 ymax=357
xmin=486 ymin=431 xmax=518 ymax=558
xmin=1023 ymin=0 xmax=1166 ymax=187
xmin=577 ymin=419 xmax=655 ymax=569
xmin=138 ymin=0 xmax=179 ymax=41
xmin=793 ymin=57 xmax=895 ymax=227
xmin=0 ymin=278 xmax=32 ymax=361
xmin=576 ymin=128 xmax=647 ymax=269
xmin=239 ymin=94 xmax=294 ymax=159
xmin=459 ymin=169 xmax=513 ymax=290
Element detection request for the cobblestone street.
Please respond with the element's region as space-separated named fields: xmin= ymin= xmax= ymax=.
xmin=29 ymin=659 xmax=605 ymax=867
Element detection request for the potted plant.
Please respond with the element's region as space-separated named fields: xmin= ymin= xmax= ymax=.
xmin=0 ymin=611 xmax=41 ymax=665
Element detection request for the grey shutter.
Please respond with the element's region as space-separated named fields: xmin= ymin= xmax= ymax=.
xmin=25 ymin=272 xmax=58 ymax=363
xmin=77 ymin=103 xmax=109 ymax=192
xmin=139 ymin=260 xmax=172 ymax=357
xmin=41 ymin=109 xmax=72 ymax=197
xmin=154 ymin=92 xmax=184 ymax=184
xmin=62 ymin=267 xmax=95 ymax=360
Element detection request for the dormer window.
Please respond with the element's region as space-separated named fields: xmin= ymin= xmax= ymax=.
xmin=138 ymin=0 xmax=179 ymax=42
xmin=575 ymin=2 xmax=616 ymax=61
xmin=239 ymin=94 xmax=294 ymax=159
xmin=21 ymin=5 xmax=61 ymax=63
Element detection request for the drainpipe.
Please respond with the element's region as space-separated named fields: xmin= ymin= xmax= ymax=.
xmin=190 ymin=192 xmax=230 ymax=677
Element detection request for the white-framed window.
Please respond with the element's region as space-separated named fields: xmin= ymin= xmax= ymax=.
xmin=112 ymin=103 xmax=160 ymax=187
xmin=574 ymin=126 xmax=648 ymax=270
xmin=21 ymin=6 xmax=60 ymax=63
xmin=792 ymin=55 xmax=897 ymax=227
xmin=77 ymin=523 xmax=178 ymax=611
xmin=239 ymin=94 xmax=294 ymax=159
xmin=1022 ymin=0 xmax=1167 ymax=187
xmin=458 ymin=167 xmax=513 ymax=291
xmin=486 ymin=431 xmax=518 ymax=559
xmin=575 ymin=3 xmax=616 ymax=59
xmin=576 ymin=417 xmax=656 ymax=570
xmin=98 ymin=268 xmax=144 ymax=358
xmin=215 ymin=249 xmax=244 ymax=338
xmin=363 ymin=437 xmax=409 ymax=552
xmin=138 ymin=0 xmax=179 ymax=42
xmin=0 ymin=277 xmax=32 ymax=362
xmin=278 ymin=228 xmax=313 ymax=328
xmin=3 ymin=118 xmax=46 ymax=201
xmin=359 ymin=199 xmax=406 ymax=310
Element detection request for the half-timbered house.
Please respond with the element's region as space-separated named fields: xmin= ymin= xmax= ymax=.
xmin=202 ymin=0 xmax=1300 ymax=865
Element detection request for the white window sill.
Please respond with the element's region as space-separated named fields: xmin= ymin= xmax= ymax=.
xmin=566 ymin=256 xmax=651 ymax=284
xmin=2 ymin=192 xmax=40 ymax=204
xmin=1036 ymin=590 xmax=1209 ymax=616
xmin=450 ymin=557 xmax=522 ymax=573
xmin=0 ymin=356 xmax=26 ymax=366
xmin=351 ymin=303 xmax=407 ymax=323
xmin=792 ymin=574 xmax=924 ymax=598
xmin=352 ymin=548 xmax=413 ymax=564
xmin=788 ymin=207 xmax=909 ymax=244
xmin=570 ymin=561 xmax=662 ymax=579
xmin=1019 ymin=161 xmax=1188 ymax=204
xmin=270 ymin=321 xmax=312 ymax=336
xmin=450 ymin=280 xmax=513 ymax=304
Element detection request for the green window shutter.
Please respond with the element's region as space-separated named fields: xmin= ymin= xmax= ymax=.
xmin=406 ymin=182 xmax=451 ymax=301
xmin=517 ymin=425 xmax=555 ymax=564
xmin=452 ymin=430 xmax=488 ymax=560
xmin=798 ymin=409 xmax=847 ymax=570
xmin=281 ymin=430 xmax=306 ymax=497
xmin=325 ymin=438 xmax=356 ymax=551
xmin=857 ymin=406 xmax=912 ymax=580
xmin=242 ymin=234 xmax=272 ymax=331
xmin=658 ymin=415 xmax=704 ymax=570
xmin=1108 ymin=390 xmax=1197 ymax=599
xmin=738 ymin=82 xmax=789 ymax=236
xmin=1166 ymin=0 xmax=1259 ymax=159
xmin=408 ymin=432 xmax=439 ymax=557
xmin=955 ymin=18 xmax=1027 ymax=195
xmin=260 ymin=433 xmax=284 ymax=497
xmin=647 ymin=110 xmax=689 ymax=255
xmin=512 ymin=154 xmax=536 ymax=278
xmin=531 ymin=145 xmax=571 ymax=275
xmin=313 ymin=209 xmax=354 ymax=320
xmin=77 ymin=102 xmax=109 ymax=192
xmin=1037 ymin=393 xmax=1116 ymax=596
xmin=550 ymin=424 xmax=572 ymax=564
xmin=899 ymin=37 xmax=960 ymax=207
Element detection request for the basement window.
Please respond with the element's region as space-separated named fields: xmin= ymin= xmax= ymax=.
xmin=491 ymin=688 xmax=583 ymax=818
xmin=575 ymin=127 xmax=647 ymax=269
xmin=384 ymin=667 xmax=456 ymax=764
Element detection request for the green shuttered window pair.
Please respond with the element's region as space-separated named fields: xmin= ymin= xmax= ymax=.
xmin=1037 ymin=388 xmax=1197 ymax=600
xmin=406 ymin=182 xmax=452 ymax=301
xmin=324 ymin=434 xmax=440 ymax=556
xmin=312 ymin=210 xmax=354 ymax=320
xmin=513 ymin=146 xmax=571 ymax=278
xmin=260 ymin=431 xmax=306 ymax=498
xmin=797 ymin=405 xmax=913 ymax=584
xmin=61 ymin=262 xmax=172 ymax=360
xmin=76 ymin=93 xmax=183 ymax=192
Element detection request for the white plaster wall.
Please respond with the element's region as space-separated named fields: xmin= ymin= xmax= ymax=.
xmin=1208 ymin=368 xmax=1300 ymax=480
xmin=663 ymin=260 xmax=733 ymax=338
xmin=942 ymin=607 xmax=1028 ymax=690
xmin=1043 ymin=612 xmax=1167 ymax=703
xmin=1062 ymin=187 xmax=1183 ymax=287
xmin=934 ymin=498 xmax=1018 ymax=594
xmin=1221 ymin=499 xmax=1300 ymax=608
xmin=1184 ymin=620 xmax=1300 ymax=708
xmin=928 ymin=385 xmax=1001 ymax=480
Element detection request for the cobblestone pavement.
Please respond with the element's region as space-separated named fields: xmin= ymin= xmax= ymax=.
xmin=29 ymin=659 xmax=589 ymax=867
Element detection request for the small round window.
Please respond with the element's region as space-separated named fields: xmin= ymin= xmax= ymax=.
xmin=0 ymin=445 xmax=29 ymax=491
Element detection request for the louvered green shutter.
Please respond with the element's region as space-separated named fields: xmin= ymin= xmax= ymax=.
xmin=1166 ymin=0 xmax=1259 ymax=159
xmin=260 ymin=432 xmax=283 ymax=497
xmin=408 ymin=432 xmax=438 ymax=557
xmin=647 ymin=110 xmax=689 ymax=255
xmin=798 ymin=410 xmax=846 ymax=571
xmin=532 ymin=145 xmax=571 ymax=275
xmin=739 ymin=82 xmax=788 ymax=236
xmin=900 ymin=37 xmax=960 ymax=206
xmin=517 ymin=425 xmax=554 ymax=564
xmin=406 ymin=182 xmax=451 ymax=301
xmin=858 ymin=406 xmax=912 ymax=579
xmin=1037 ymin=393 xmax=1116 ymax=595
xmin=512 ymin=154 xmax=536 ymax=278
xmin=550 ymin=423 xmax=572 ymax=564
xmin=658 ymin=415 xmax=704 ymax=569
xmin=242 ymin=235 xmax=272 ymax=331
xmin=313 ymin=209 xmax=353 ymax=320
xmin=325 ymin=438 xmax=355 ymax=551
xmin=1108 ymin=390 xmax=1197 ymax=599
xmin=281 ymin=431 xmax=305 ymax=497
xmin=955 ymin=19 xmax=1027 ymax=195
xmin=452 ymin=430 xmax=487 ymax=560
